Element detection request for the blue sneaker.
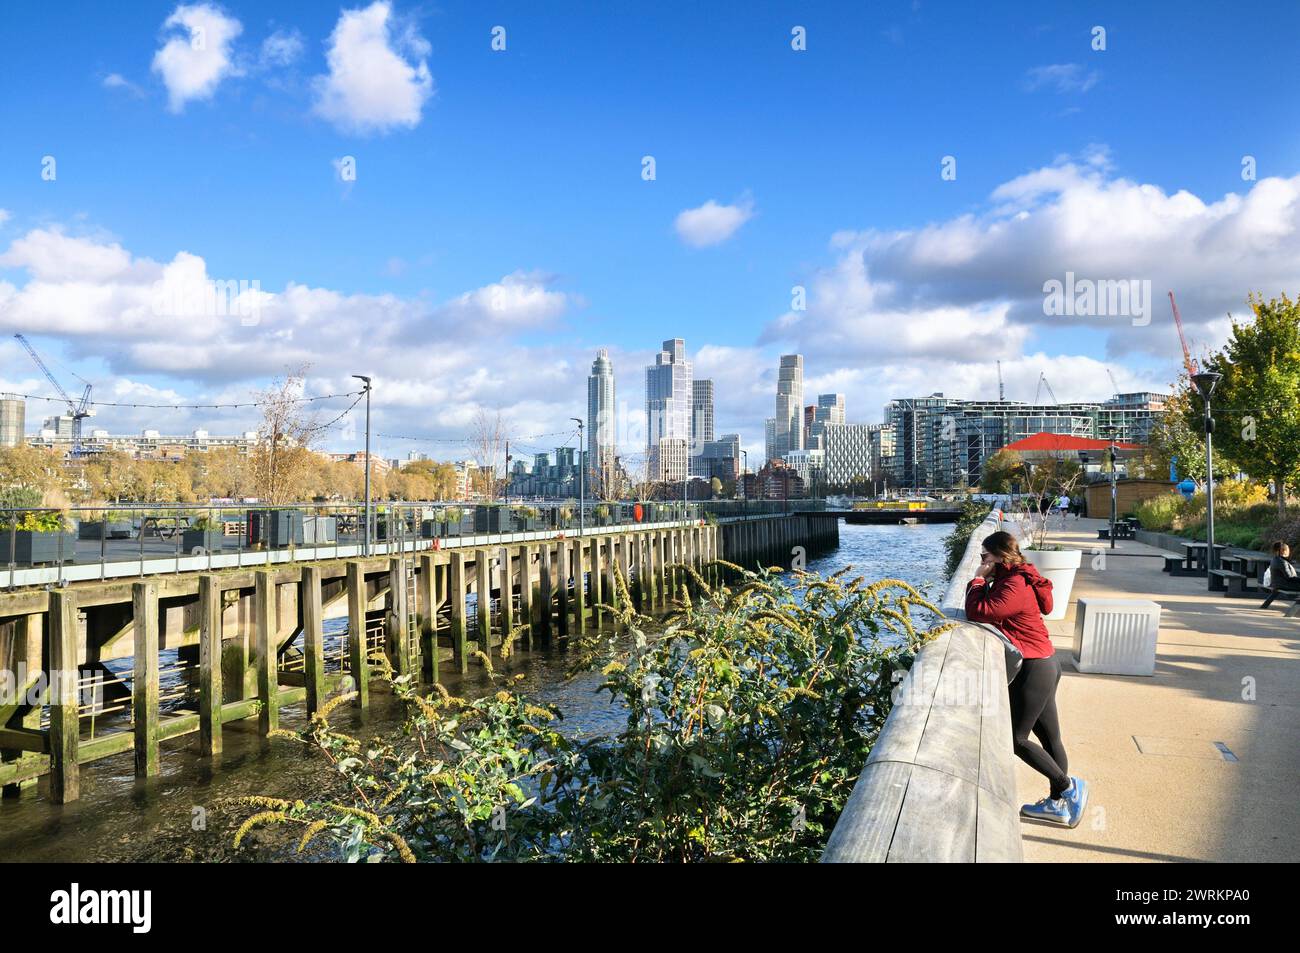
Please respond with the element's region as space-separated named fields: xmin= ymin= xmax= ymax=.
xmin=1060 ymin=776 xmax=1089 ymax=828
xmin=1020 ymin=795 xmax=1071 ymax=826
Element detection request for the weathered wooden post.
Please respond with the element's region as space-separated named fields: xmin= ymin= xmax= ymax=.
xmin=301 ymin=565 xmax=325 ymax=714
xmin=255 ymin=571 xmax=278 ymax=735
xmin=1 ymin=613 xmax=44 ymax=796
xmin=588 ymin=537 xmax=603 ymax=627
xmin=388 ymin=557 xmax=412 ymax=676
xmin=517 ymin=544 xmax=534 ymax=649
xmin=346 ymin=560 xmax=370 ymax=708
xmin=572 ymin=540 xmax=586 ymax=635
xmin=198 ymin=574 xmax=223 ymax=756
xmin=604 ymin=535 xmax=618 ymax=611
xmin=49 ymin=588 xmax=79 ymax=804
xmin=418 ymin=553 xmax=439 ymax=683
xmin=556 ymin=539 xmax=570 ymax=637
xmin=538 ymin=544 xmax=553 ymax=645
xmin=132 ymin=581 xmax=160 ymax=778
xmin=475 ymin=550 xmax=492 ymax=657
xmin=449 ymin=551 xmax=468 ymax=673
xmin=498 ymin=546 xmax=513 ymax=649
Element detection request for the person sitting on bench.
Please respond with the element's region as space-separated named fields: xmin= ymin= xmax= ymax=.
xmin=1260 ymin=541 xmax=1300 ymax=609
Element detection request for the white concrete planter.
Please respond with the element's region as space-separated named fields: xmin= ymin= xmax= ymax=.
xmin=1024 ymin=548 xmax=1082 ymax=621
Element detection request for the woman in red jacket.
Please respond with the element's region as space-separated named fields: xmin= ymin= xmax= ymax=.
xmin=967 ymin=530 xmax=1089 ymax=828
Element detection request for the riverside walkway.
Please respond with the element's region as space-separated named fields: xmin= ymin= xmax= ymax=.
xmin=1022 ymin=517 xmax=1299 ymax=862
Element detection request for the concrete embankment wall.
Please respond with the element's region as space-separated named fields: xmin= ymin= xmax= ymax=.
xmin=823 ymin=510 xmax=1024 ymax=863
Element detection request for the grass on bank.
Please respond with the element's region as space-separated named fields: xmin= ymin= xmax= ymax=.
xmin=1134 ymin=482 xmax=1299 ymax=552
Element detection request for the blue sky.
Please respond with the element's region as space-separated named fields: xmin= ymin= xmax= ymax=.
xmin=2 ymin=0 xmax=1300 ymax=463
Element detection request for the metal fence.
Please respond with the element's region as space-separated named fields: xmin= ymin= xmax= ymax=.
xmin=0 ymin=499 xmax=822 ymax=588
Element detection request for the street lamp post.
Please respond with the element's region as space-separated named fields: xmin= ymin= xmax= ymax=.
xmin=1103 ymin=427 xmax=1118 ymax=551
xmin=570 ymin=418 xmax=584 ymax=538
xmin=1192 ymin=371 xmax=1223 ymax=578
xmin=352 ymin=375 xmax=373 ymax=556
xmin=740 ymin=449 xmax=748 ymax=519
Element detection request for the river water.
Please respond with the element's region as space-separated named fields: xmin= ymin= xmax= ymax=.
xmin=0 ymin=522 xmax=949 ymax=862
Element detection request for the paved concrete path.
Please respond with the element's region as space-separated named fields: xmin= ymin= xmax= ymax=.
xmin=1009 ymin=517 xmax=1299 ymax=862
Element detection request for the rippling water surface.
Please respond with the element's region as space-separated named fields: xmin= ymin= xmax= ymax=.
xmin=0 ymin=522 xmax=949 ymax=862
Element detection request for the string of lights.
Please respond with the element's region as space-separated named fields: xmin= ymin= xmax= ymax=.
xmin=0 ymin=389 xmax=367 ymax=410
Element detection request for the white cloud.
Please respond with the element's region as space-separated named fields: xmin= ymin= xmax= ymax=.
xmin=102 ymin=73 xmax=145 ymax=97
xmin=312 ymin=1 xmax=433 ymax=135
xmin=0 ymin=225 xmax=582 ymax=451
xmin=151 ymin=4 xmax=244 ymax=112
xmin=674 ymin=196 xmax=755 ymax=248
xmin=771 ymin=156 xmax=1300 ymax=374
xmin=1024 ymin=63 xmax=1099 ymax=94
xmin=260 ymin=29 xmax=304 ymax=68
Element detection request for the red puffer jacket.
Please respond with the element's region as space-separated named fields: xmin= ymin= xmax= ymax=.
xmin=965 ymin=562 xmax=1055 ymax=659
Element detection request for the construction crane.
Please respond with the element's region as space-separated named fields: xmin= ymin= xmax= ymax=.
xmin=1033 ymin=371 xmax=1059 ymax=406
xmin=1168 ymin=291 xmax=1198 ymax=378
xmin=996 ymin=360 xmax=1005 ymax=401
xmin=1106 ymin=367 xmax=1121 ymax=398
xmin=13 ymin=334 xmax=94 ymax=457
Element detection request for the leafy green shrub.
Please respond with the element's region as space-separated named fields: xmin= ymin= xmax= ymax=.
xmin=943 ymin=499 xmax=993 ymax=577
xmin=231 ymin=565 xmax=954 ymax=863
xmin=1134 ymin=493 xmax=1183 ymax=532
xmin=0 ymin=508 xmax=69 ymax=532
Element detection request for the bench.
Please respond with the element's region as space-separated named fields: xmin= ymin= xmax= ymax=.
xmin=1208 ymin=568 xmax=1252 ymax=597
xmin=1163 ymin=555 xmax=1184 ymax=573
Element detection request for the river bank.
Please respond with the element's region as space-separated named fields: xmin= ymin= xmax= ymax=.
xmin=0 ymin=522 xmax=951 ymax=862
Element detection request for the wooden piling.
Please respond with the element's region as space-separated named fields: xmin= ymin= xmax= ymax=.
xmin=346 ymin=561 xmax=370 ymax=707
xmin=198 ymin=574 xmax=223 ymax=756
xmin=255 ymin=571 xmax=278 ymax=735
xmin=132 ymin=581 xmax=160 ymax=778
xmin=301 ymin=565 xmax=325 ymax=714
xmin=449 ymin=551 xmax=468 ymax=673
xmin=475 ymin=550 xmax=492 ymax=656
xmin=517 ymin=545 xmax=534 ymax=649
xmin=588 ymin=537 xmax=602 ymax=627
xmin=556 ymin=539 xmax=569 ymax=637
xmin=388 ymin=557 xmax=412 ymax=676
xmin=418 ymin=554 xmax=438 ymax=683
xmin=572 ymin=540 xmax=586 ymax=635
xmin=537 ymin=544 xmax=553 ymax=645
xmin=48 ymin=588 xmax=79 ymax=804
xmin=498 ymin=546 xmax=513 ymax=650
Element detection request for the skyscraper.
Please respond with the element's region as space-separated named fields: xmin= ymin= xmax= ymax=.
xmin=587 ymin=348 xmax=616 ymax=489
xmin=772 ymin=354 xmax=804 ymax=461
xmin=689 ymin=378 xmax=714 ymax=477
xmin=807 ymin=393 xmax=845 ymax=451
xmin=0 ymin=395 xmax=25 ymax=448
xmin=645 ymin=338 xmax=693 ymax=483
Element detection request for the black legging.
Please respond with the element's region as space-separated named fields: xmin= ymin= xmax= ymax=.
xmin=1009 ymin=655 xmax=1070 ymax=799
xmin=1261 ymin=577 xmax=1300 ymax=609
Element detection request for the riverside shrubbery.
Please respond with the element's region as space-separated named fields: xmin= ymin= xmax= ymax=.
xmin=1134 ymin=481 xmax=1295 ymax=550
xmin=229 ymin=563 xmax=955 ymax=863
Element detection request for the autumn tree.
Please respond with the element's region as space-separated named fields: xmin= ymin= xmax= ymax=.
xmin=469 ymin=408 xmax=507 ymax=500
xmin=1200 ymin=294 xmax=1300 ymax=515
xmin=978 ymin=449 xmax=1026 ymax=494
xmin=249 ymin=367 xmax=320 ymax=504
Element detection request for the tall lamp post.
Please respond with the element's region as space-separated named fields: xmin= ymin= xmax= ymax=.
xmin=1192 ymin=371 xmax=1223 ymax=577
xmin=1103 ymin=427 xmax=1118 ymax=551
xmin=352 ymin=375 xmax=372 ymax=556
xmin=570 ymin=418 xmax=584 ymax=538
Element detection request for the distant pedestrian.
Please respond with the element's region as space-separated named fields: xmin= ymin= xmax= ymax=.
xmin=966 ymin=530 xmax=1089 ymax=828
xmin=1260 ymin=541 xmax=1300 ymax=609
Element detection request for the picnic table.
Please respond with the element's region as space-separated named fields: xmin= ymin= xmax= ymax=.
xmin=1180 ymin=541 xmax=1228 ymax=572
xmin=1219 ymin=550 xmax=1272 ymax=589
